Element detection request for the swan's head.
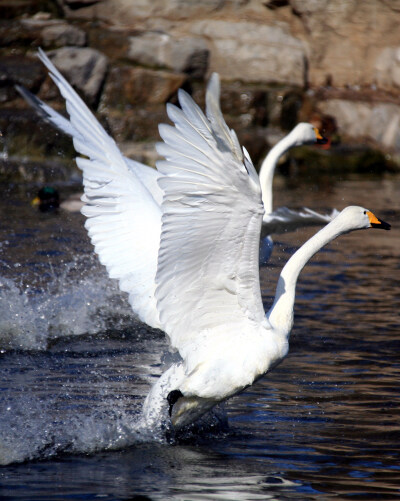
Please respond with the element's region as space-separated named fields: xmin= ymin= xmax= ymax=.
xmin=336 ymin=206 xmax=391 ymax=232
xmin=290 ymin=122 xmax=327 ymax=146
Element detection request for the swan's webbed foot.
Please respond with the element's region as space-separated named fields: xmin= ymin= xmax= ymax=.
xmin=167 ymin=389 xmax=183 ymax=416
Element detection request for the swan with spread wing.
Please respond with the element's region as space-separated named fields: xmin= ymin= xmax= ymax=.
xmin=18 ymin=56 xmax=336 ymax=265
xmin=24 ymin=50 xmax=390 ymax=430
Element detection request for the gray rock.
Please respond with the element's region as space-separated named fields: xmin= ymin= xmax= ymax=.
xmin=374 ymin=47 xmax=400 ymax=91
xmin=41 ymin=23 xmax=87 ymax=48
xmin=57 ymin=0 xmax=232 ymax=20
xmin=62 ymin=0 xmax=102 ymax=4
xmin=128 ymin=32 xmax=209 ymax=78
xmin=48 ymin=47 xmax=107 ymax=105
xmin=101 ymin=66 xmax=186 ymax=107
xmin=20 ymin=18 xmax=63 ymax=29
xmin=190 ymin=20 xmax=306 ymax=86
xmin=319 ymin=99 xmax=400 ymax=151
xmin=289 ymin=0 xmax=329 ymax=15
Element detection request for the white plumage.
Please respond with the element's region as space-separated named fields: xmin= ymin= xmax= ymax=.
xmin=257 ymin=122 xmax=339 ymax=262
xmin=25 ymin=50 xmax=390 ymax=430
xmin=19 ymin=66 xmax=336 ymax=265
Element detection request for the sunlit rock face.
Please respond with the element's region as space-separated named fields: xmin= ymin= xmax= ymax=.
xmin=189 ymin=20 xmax=306 ymax=87
xmin=127 ymin=32 xmax=209 ymax=79
xmin=41 ymin=23 xmax=87 ymax=48
xmin=46 ymin=47 xmax=108 ymax=106
xmin=374 ymin=46 xmax=400 ymax=92
xmin=1 ymin=0 xmax=400 ymax=184
xmin=319 ymin=100 xmax=400 ymax=152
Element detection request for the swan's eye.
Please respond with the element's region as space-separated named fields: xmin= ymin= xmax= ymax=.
xmin=363 ymin=210 xmax=367 ymax=214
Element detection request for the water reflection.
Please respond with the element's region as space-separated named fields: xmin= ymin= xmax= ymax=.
xmin=0 ymin=175 xmax=399 ymax=499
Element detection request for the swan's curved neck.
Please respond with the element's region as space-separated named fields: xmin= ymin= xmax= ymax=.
xmin=259 ymin=134 xmax=295 ymax=214
xmin=267 ymin=217 xmax=344 ymax=337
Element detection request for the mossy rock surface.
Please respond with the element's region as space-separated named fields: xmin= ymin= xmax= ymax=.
xmin=281 ymin=145 xmax=399 ymax=183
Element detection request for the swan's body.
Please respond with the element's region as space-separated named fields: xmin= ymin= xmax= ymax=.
xmin=144 ymin=206 xmax=389 ymax=429
xmin=26 ymin=50 xmax=390 ymax=430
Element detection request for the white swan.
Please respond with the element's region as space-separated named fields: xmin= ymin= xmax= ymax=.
xmin=18 ymin=57 xmax=336 ymax=264
xmin=259 ymin=122 xmax=336 ymax=232
xmin=24 ymin=50 xmax=390 ymax=431
xmin=256 ymin=123 xmax=339 ymax=262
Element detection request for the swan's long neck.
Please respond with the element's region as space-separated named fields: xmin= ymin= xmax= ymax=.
xmin=267 ymin=217 xmax=344 ymax=337
xmin=259 ymin=134 xmax=295 ymax=214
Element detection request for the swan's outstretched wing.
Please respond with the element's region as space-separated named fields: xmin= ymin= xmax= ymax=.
xmin=155 ymin=82 xmax=266 ymax=354
xmin=16 ymin=82 xmax=164 ymax=206
xmin=204 ymin=73 xmax=243 ymax=164
xmin=124 ymin=157 xmax=163 ymax=206
xmin=35 ymin=48 xmax=162 ymax=328
xmin=262 ymin=207 xmax=340 ymax=236
xmin=16 ymin=83 xmax=77 ymax=138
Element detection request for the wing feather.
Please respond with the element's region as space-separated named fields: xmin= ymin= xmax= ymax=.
xmin=205 ymin=74 xmax=243 ymax=164
xmin=262 ymin=207 xmax=340 ymax=236
xmin=34 ymin=49 xmax=162 ymax=328
xmin=155 ymin=83 xmax=266 ymax=354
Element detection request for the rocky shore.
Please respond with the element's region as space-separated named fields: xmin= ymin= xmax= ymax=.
xmin=1 ymin=0 xmax=400 ymax=184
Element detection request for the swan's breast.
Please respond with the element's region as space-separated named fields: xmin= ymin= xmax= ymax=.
xmin=180 ymin=322 xmax=289 ymax=401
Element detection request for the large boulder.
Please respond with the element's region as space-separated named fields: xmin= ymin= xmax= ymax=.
xmin=41 ymin=23 xmax=87 ymax=48
xmin=128 ymin=32 xmax=209 ymax=78
xmin=46 ymin=47 xmax=107 ymax=106
xmin=374 ymin=47 xmax=400 ymax=92
xmin=190 ymin=20 xmax=306 ymax=86
xmin=287 ymin=0 xmax=400 ymax=88
xmin=101 ymin=66 xmax=186 ymax=108
xmin=318 ymin=99 xmax=400 ymax=151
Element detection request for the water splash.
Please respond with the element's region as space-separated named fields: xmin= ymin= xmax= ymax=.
xmin=0 ymin=254 xmax=135 ymax=351
xmin=0 ymin=370 xmax=228 ymax=465
xmin=0 ymin=388 xmax=165 ymax=465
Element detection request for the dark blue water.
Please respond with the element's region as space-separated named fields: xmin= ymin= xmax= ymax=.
xmin=0 ymin=175 xmax=399 ymax=500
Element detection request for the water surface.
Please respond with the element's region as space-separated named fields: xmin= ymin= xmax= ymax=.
xmin=0 ymin=175 xmax=399 ymax=499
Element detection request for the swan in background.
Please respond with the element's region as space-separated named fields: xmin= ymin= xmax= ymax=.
xmin=259 ymin=122 xmax=335 ymax=231
xmin=18 ymin=61 xmax=336 ymax=264
xmin=23 ymin=50 xmax=390 ymax=431
xmin=256 ymin=123 xmax=339 ymax=262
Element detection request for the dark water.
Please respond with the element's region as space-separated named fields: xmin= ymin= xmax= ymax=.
xmin=0 ymin=175 xmax=399 ymax=500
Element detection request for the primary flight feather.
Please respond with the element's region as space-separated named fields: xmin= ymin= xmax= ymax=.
xmin=19 ymin=60 xmax=336 ymax=265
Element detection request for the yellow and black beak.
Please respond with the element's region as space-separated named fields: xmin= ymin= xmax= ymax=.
xmin=313 ymin=127 xmax=328 ymax=145
xmin=367 ymin=211 xmax=391 ymax=230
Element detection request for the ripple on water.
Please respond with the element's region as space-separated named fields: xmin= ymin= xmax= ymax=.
xmin=0 ymin=180 xmax=399 ymax=498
